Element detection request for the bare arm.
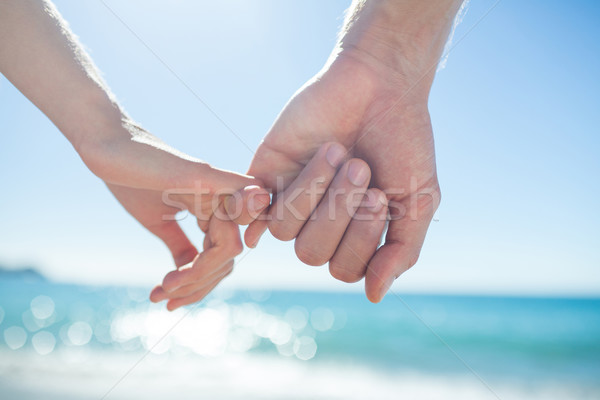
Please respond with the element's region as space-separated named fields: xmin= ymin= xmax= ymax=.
xmin=0 ymin=0 xmax=269 ymax=308
xmin=0 ymin=0 xmax=254 ymax=191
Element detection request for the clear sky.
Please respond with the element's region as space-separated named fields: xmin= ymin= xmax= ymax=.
xmin=0 ymin=0 xmax=598 ymax=296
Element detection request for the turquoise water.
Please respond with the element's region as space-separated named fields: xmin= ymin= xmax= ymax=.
xmin=1 ymin=276 xmax=599 ymax=399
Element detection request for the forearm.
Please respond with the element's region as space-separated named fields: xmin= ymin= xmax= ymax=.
xmin=0 ymin=0 xmax=127 ymax=152
xmin=0 ymin=0 xmax=212 ymax=190
xmin=336 ymin=0 xmax=464 ymax=94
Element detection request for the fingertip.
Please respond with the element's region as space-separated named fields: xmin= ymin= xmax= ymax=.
xmin=365 ymin=243 xmax=410 ymax=304
xmin=366 ymin=275 xmax=395 ymax=303
xmin=161 ymin=271 xmax=180 ymax=294
xmin=244 ymin=219 xmax=268 ymax=248
xmin=166 ymin=300 xmax=179 ymax=312
xmin=366 ymin=288 xmax=383 ymax=304
xmin=149 ymin=286 xmax=165 ymax=303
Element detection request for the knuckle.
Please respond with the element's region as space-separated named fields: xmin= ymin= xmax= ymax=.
xmin=161 ymin=271 xmax=179 ymax=291
xmin=268 ymin=222 xmax=297 ymax=242
xmin=329 ymin=262 xmax=364 ymax=283
xmin=223 ymin=264 xmax=234 ymax=277
xmin=294 ymin=242 xmax=328 ymax=266
xmin=416 ymin=182 xmax=441 ymax=218
xmin=433 ymin=192 xmax=442 ymax=215
xmin=227 ymin=237 xmax=244 ymax=257
xmin=407 ymin=253 xmax=420 ymax=270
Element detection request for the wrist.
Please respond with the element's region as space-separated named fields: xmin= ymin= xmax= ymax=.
xmin=74 ymin=100 xmax=210 ymax=191
xmin=336 ymin=0 xmax=463 ymax=92
xmin=58 ymin=82 xmax=126 ymax=153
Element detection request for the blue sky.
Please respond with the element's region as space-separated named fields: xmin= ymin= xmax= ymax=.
xmin=0 ymin=0 xmax=598 ymax=296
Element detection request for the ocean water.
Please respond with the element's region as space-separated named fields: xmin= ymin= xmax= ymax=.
xmin=0 ymin=276 xmax=599 ymax=400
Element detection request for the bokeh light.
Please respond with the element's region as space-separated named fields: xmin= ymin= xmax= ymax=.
xmin=32 ymin=330 xmax=56 ymax=355
xmin=30 ymin=295 xmax=55 ymax=319
xmin=4 ymin=326 xmax=27 ymax=350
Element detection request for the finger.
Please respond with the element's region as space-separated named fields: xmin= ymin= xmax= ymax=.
xmin=154 ymin=220 xmax=198 ymax=268
xmin=244 ymin=217 xmax=269 ymax=248
xmin=203 ymin=166 xmax=265 ymax=193
xmin=106 ymin=184 xmax=198 ymax=267
xmin=149 ymin=285 xmax=165 ymax=303
xmin=166 ymin=264 xmax=233 ymax=310
xmin=203 ymin=229 xmax=212 ymax=250
xmin=224 ymin=185 xmax=271 ymax=225
xmin=161 ymin=212 xmax=242 ymax=293
xmin=150 ymin=260 xmax=233 ymax=303
xmin=94 ymin=136 xmax=263 ymax=193
xmin=365 ymin=189 xmax=440 ymax=303
xmin=293 ymin=158 xmax=371 ymax=266
xmin=268 ymin=142 xmax=348 ymax=241
xmin=328 ymin=189 xmax=388 ymax=283
xmin=197 ymin=218 xmax=209 ymax=233
xmin=161 ymin=233 xmax=239 ymax=293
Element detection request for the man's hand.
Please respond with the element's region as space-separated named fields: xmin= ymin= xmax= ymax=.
xmin=245 ymin=56 xmax=437 ymax=303
xmin=242 ymin=0 xmax=462 ymax=302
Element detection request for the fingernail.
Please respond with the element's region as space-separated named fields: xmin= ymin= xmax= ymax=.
xmin=348 ymin=161 xmax=369 ymax=186
xmin=326 ymin=144 xmax=346 ymax=168
xmin=365 ymin=192 xmax=385 ymax=213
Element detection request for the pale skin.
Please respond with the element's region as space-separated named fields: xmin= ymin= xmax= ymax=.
xmin=1 ymin=0 xmax=462 ymax=310
xmin=155 ymin=0 xmax=463 ymax=306
xmin=252 ymin=0 xmax=462 ymax=303
xmin=0 ymin=0 xmax=271 ymax=310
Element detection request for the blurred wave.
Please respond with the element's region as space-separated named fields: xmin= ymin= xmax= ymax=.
xmin=0 ymin=277 xmax=599 ymax=399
